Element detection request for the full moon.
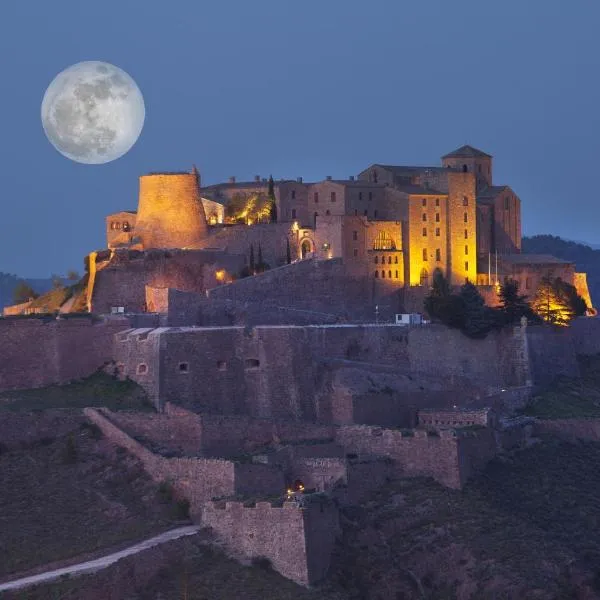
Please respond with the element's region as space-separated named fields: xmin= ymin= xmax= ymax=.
xmin=41 ymin=61 xmax=145 ymax=165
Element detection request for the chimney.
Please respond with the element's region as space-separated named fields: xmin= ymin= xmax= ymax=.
xmin=326 ymin=175 xmax=332 ymax=181
xmin=254 ymin=175 xmax=260 ymax=182
xmin=349 ymin=175 xmax=355 ymax=181
xmin=229 ymin=176 xmax=236 ymax=184
xmin=297 ymin=177 xmax=303 ymax=183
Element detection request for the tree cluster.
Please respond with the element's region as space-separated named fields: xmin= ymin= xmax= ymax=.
xmin=239 ymin=243 xmax=270 ymax=278
xmin=424 ymin=270 xmax=586 ymax=338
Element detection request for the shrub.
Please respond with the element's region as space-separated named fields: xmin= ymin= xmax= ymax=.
xmin=173 ymin=498 xmax=191 ymax=520
xmin=62 ymin=435 xmax=78 ymax=464
xmin=251 ymin=556 xmax=272 ymax=571
xmin=157 ymin=480 xmax=174 ymax=504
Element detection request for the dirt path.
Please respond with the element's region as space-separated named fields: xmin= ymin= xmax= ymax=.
xmin=0 ymin=525 xmax=201 ymax=593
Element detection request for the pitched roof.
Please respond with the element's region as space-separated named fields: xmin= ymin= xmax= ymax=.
xmin=394 ymin=184 xmax=446 ymax=196
xmin=374 ymin=164 xmax=457 ymax=174
xmin=442 ymin=145 xmax=492 ymax=159
xmin=477 ymin=186 xmax=508 ymax=203
xmin=500 ymin=254 xmax=572 ymax=266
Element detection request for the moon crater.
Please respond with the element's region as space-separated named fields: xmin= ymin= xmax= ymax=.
xmin=41 ymin=61 xmax=145 ymax=165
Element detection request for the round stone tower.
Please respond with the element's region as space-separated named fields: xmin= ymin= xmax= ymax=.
xmin=134 ymin=167 xmax=208 ymax=249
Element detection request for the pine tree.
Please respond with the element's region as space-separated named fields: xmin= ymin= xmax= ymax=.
xmin=532 ymin=277 xmax=575 ymax=326
xmin=257 ymin=243 xmax=264 ymax=272
xmin=459 ymin=281 xmax=494 ymax=338
xmin=268 ymin=175 xmax=277 ymax=223
xmin=249 ymin=244 xmax=255 ymax=274
xmin=286 ymin=238 xmax=292 ymax=264
xmin=498 ymin=278 xmax=533 ymax=325
xmin=12 ymin=282 xmax=38 ymax=304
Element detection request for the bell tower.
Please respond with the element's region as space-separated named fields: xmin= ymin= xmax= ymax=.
xmin=442 ymin=145 xmax=492 ymax=192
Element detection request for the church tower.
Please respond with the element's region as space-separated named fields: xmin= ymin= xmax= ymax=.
xmin=134 ymin=167 xmax=208 ymax=250
xmin=442 ymin=145 xmax=493 ymax=192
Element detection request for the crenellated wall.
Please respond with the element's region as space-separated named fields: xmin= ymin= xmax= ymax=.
xmin=202 ymin=498 xmax=339 ymax=586
xmin=84 ymin=408 xmax=283 ymax=519
xmin=335 ymin=424 xmax=496 ymax=489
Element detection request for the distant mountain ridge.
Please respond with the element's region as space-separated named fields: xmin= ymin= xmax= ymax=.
xmin=522 ymin=235 xmax=600 ymax=306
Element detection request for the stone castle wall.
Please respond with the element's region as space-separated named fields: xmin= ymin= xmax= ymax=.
xmin=84 ymin=408 xmax=283 ymax=519
xmin=115 ymin=323 xmax=537 ymax=415
xmin=526 ymin=325 xmax=580 ymax=384
xmin=202 ymin=498 xmax=339 ymax=586
xmin=335 ymin=425 xmax=496 ymax=489
xmin=206 ymin=258 xmax=377 ymax=321
xmin=90 ymin=249 xmax=244 ymax=315
xmin=569 ymin=317 xmax=600 ymax=356
xmin=0 ymin=316 xmax=129 ymax=392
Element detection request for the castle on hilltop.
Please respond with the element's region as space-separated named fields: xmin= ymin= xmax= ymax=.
xmin=91 ymin=144 xmax=592 ymax=320
xmin=2 ymin=146 xmax=600 ymax=587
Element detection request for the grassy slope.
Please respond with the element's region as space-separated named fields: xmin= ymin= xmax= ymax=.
xmin=0 ymin=371 xmax=153 ymax=413
xmin=0 ymin=420 xmax=181 ymax=579
xmin=523 ymin=354 xmax=600 ymax=419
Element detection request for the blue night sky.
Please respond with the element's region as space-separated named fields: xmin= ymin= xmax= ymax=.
xmin=1 ymin=0 xmax=599 ymax=277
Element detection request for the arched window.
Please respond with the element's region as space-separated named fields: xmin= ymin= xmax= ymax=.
xmin=388 ymin=256 xmax=392 ymax=264
xmin=375 ymin=270 xmax=379 ymax=278
xmin=394 ymin=256 xmax=398 ymax=264
xmin=395 ymin=270 xmax=398 ymax=279
xmin=382 ymin=270 xmax=385 ymax=278
xmin=374 ymin=256 xmax=379 ymax=264
xmin=373 ymin=231 xmax=396 ymax=251
xmin=325 ymin=210 xmax=331 ymax=216
xmin=388 ymin=270 xmax=392 ymax=279
xmin=462 ymin=164 xmax=468 ymax=173
xmin=301 ymin=239 xmax=312 ymax=259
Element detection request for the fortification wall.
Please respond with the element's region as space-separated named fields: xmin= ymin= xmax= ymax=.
xmin=84 ymin=408 xmax=282 ymax=518
xmin=407 ymin=324 xmax=530 ymax=389
xmin=335 ymin=425 xmax=495 ymax=489
xmin=200 ymin=222 xmax=300 ymax=271
xmin=335 ymin=426 xmax=463 ymax=488
xmin=533 ymin=418 xmax=600 ymax=442
xmin=202 ymin=498 xmax=339 ymax=586
xmin=118 ymin=323 xmax=537 ymax=417
xmin=569 ymin=317 xmax=600 ymax=356
xmin=526 ymin=325 xmax=580 ymax=384
xmin=0 ymin=316 xmax=129 ymax=392
xmin=90 ymin=249 xmax=243 ymax=315
xmin=206 ymin=258 xmax=375 ymax=321
xmin=418 ymin=408 xmax=492 ymax=428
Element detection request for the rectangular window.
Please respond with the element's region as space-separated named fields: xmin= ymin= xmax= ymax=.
xmin=353 ymin=248 xmax=358 ymax=257
xmin=465 ymin=261 xmax=469 ymax=271
xmin=504 ymin=197 xmax=510 ymax=209
xmin=395 ymin=270 xmax=399 ymax=279
xmin=435 ymin=227 xmax=440 ymax=237
xmin=422 ymin=198 xmax=427 ymax=207
xmin=314 ymin=192 xmax=319 ymax=203
xmin=291 ymin=209 xmax=297 ymax=219
xmin=422 ymin=248 xmax=428 ymax=261
xmin=331 ymin=192 xmax=336 ymax=202
xmin=435 ymin=198 xmax=440 ymax=207
xmin=364 ymin=209 xmax=368 ymax=216
xmin=359 ymin=192 xmax=363 ymax=201
xmin=422 ymin=227 xmax=427 ymax=237
xmin=464 ymin=212 xmax=468 ymax=223
xmin=291 ymin=190 xmax=296 ymax=200
xmin=422 ymin=213 xmax=427 ymax=222
xmin=465 ymin=245 xmax=468 ymax=255
xmin=463 ymin=196 xmax=469 ymax=206
xmin=435 ymin=213 xmax=440 ymax=222
xmin=374 ymin=210 xmax=378 ymax=218
xmin=369 ymin=191 xmax=373 ymax=201
xmin=435 ymin=249 xmax=441 ymax=262
xmin=464 ymin=229 xmax=468 ymax=239
xmin=352 ymin=230 xmax=358 ymax=241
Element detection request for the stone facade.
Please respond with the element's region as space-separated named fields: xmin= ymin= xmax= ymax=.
xmin=0 ymin=315 xmax=129 ymax=392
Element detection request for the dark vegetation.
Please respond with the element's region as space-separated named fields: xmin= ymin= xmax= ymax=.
xmin=0 ymin=370 xmax=153 ymax=413
xmin=523 ymin=234 xmax=600 ymax=304
xmin=0 ymin=415 xmax=181 ymax=580
xmin=523 ymin=354 xmax=600 ymax=419
xmin=424 ymin=269 xmax=584 ymax=338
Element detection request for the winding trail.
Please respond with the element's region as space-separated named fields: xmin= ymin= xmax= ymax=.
xmin=0 ymin=525 xmax=201 ymax=593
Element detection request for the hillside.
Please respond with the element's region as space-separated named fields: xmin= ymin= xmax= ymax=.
xmin=0 ymin=273 xmax=64 ymax=309
xmin=522 ymin=235 xmax=600 ymax=305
